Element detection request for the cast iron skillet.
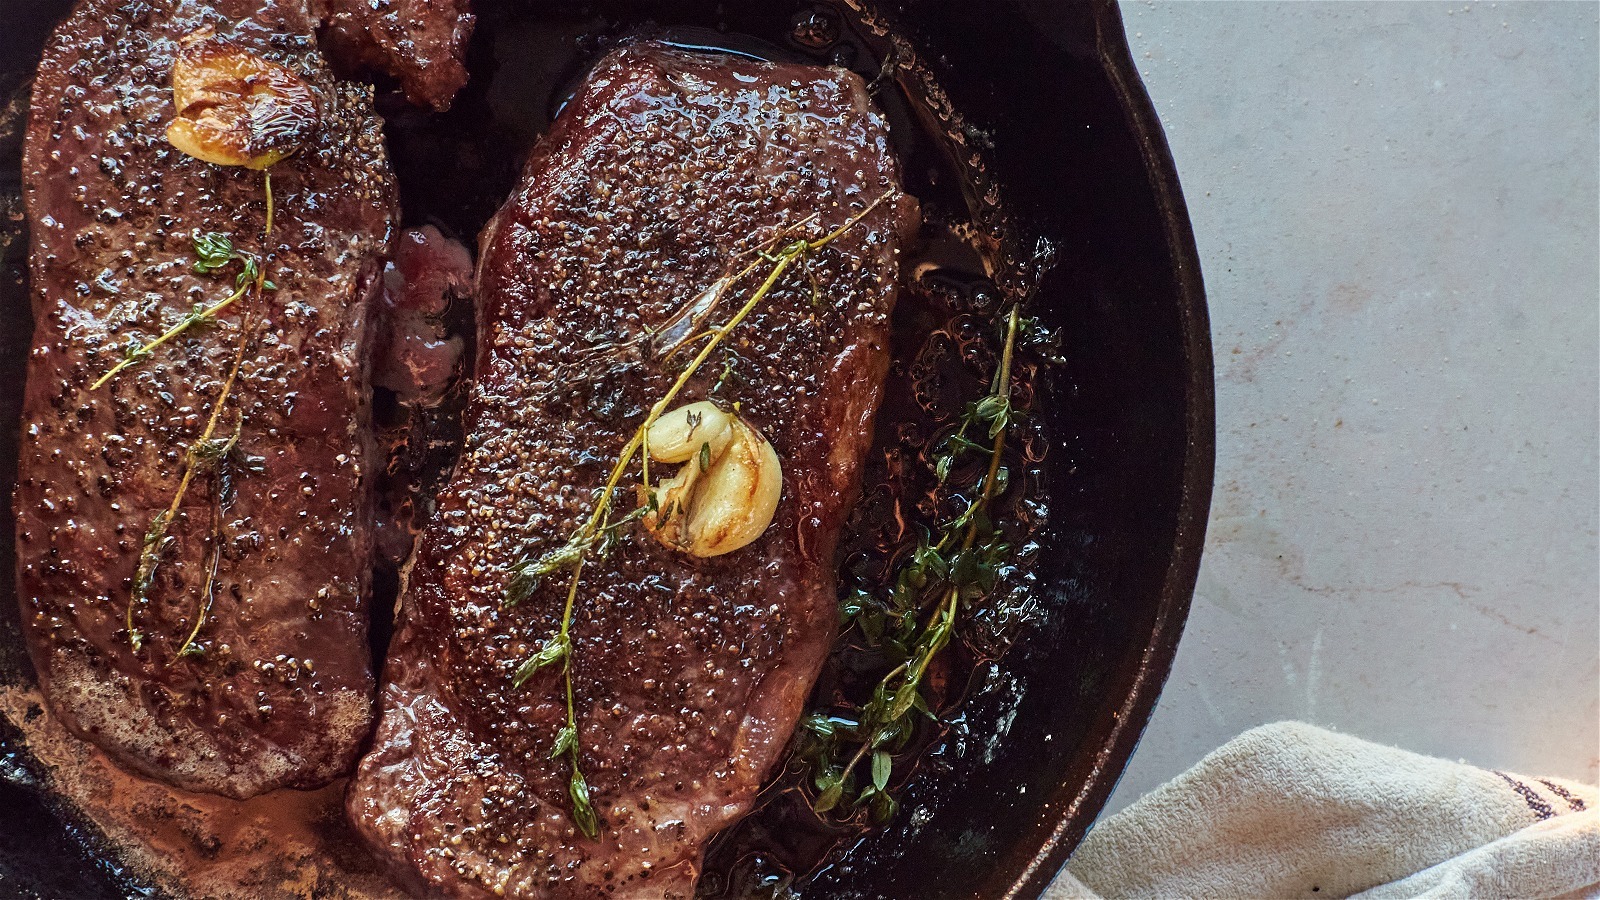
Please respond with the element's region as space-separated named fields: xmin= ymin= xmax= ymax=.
xmin=0 ymin=1 xmax=1213 ymax=897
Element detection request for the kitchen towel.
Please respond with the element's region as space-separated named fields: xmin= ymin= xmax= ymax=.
xmin=1048 ymin=721 xmax=1598 ymax=899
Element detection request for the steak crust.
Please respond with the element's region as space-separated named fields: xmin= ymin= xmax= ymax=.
xmin=348 ymin=43 xmax=914 ymax=898
xmin=16 ymin=0 xmax=396 ymax=798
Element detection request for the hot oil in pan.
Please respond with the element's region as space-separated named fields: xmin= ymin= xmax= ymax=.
xmin=0 ymin=1 xmax=1053 ymax=896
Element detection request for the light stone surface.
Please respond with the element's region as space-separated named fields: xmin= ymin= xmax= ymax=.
xmin=1099 ymin=0 xmax=1599 ymax=820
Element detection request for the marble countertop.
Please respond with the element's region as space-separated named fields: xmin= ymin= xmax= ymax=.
xmin=1101 ymin=0 xmax=1598 ymax=817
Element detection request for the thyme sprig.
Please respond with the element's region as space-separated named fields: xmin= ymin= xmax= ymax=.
xmin=126 ymin=265 xmax=265 ymax=654
xmin=92 ymin=231 xmax=275 ymax=390
xmin=122 ymin=170 xmax=277 ymax=657
xmin=799 ymin=305 xmax=1025 ymax=823
xmin=501 ymin=192 xmax=895 ymax=838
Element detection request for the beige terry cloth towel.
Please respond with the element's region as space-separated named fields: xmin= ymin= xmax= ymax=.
xmin=1049 ymin=721 xmax=1598 ymax=900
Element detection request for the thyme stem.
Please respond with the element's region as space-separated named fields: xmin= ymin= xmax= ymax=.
xmin=263 ymin=170 xmax=274 ymax=238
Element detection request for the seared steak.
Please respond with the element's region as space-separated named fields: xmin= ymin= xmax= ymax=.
xmin=348 ymin=43 xmax=914 ymax=898
xmin=321 ymin=0 xmax=476 ymax=111
xmin=17 ymin=0 xmax=396 ymax=797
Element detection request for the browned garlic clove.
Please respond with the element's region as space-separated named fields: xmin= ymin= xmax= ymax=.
xmin=642 ymin=401 xmax=782 ymax=557
xmin=164 ymin=30 xmax=320 ymax=170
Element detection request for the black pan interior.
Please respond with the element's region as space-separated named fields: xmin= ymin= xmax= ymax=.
xmin=0 ymin=1 xmax=1212 ymax=897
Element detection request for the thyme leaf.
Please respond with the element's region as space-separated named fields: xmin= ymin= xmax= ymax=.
xmin=549 ymin=725 xmax=578 ymax=760
xmin=126 ymin=511 xmax=174 ymax=652
xmin=814 ymin=779 xmax=844 ymax=814
xmin=512 ymin=633 xmax=571 ymax=687
xmin=569 ymin=769 xmax=600 ymax=840
xmin=171 ymin=419 xmax=243 ymax=661
xmin=192 ymin=231 xmax=238 ymax=274
xmin=870 ymin=791 xmax=898 ymax=824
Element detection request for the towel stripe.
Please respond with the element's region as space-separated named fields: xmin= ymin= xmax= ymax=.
xmin=1536 ymin=778 xmax=1588 ymax=813
xmin=1492 ymin=771 xmax=1554 ymax=821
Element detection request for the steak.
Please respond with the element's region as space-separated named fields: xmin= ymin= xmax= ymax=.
xmin=320 ymin=0 xmax=476 ymax=111
xmin=16 ymin=0 xmax=396 ymax=797
xmin=347 ymin=43 xmax=915 ymax=898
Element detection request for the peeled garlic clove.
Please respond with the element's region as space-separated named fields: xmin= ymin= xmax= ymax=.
xmin=645 ymin=400 xmax=733 ymax=464
xmin=165 ymin=33 xmax=320 ymax=170
xmin=682 ymin=420 xmax=782 ymax=557
xmin=641 ymin=404 xmax=782 ymax=557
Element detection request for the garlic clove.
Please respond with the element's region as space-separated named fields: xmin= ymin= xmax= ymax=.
xmin=165 ymin=32 xmax=320 ymax=170
xmin=641 ymin=404 xmax=782 ymax=557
